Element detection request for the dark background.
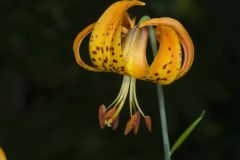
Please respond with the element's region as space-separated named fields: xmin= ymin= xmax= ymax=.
xmin=1 ymin=0 xmax=240 ymax=160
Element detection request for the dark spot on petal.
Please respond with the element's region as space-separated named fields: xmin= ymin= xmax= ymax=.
xmin=167 ymin=70 xmax=171 ymax=74
xmin=96 ymin=46 xmax=100 ymax=51
xmin=113 ymin=59 xmax=118 ymax=63
xmin=103 ymin=57 xmax=108 ymax=63
xmin=168 ymin=47 xmax=171 ymax=51
xmin=162 ymin=64 xmax=167 ymax=69
xmin=161 ymin=78 xmax=167 ymax=81
xmin=92 ymin=51 xmax=97 ymax=54
xmin=106 ymin=46 xmax=109 ymax=51
xmin=154 ymin=73 xmax=159 ymax=76
xmin=156 ymin=78 xmax=160 ymax=81
xmin=92 ymin=58 xmax=96 ymax=62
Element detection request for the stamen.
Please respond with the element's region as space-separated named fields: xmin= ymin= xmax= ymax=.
xmin=107 ymin=76 xmax=129 ymax=109
xmin=124 ymin=111 xmax=141 ymax=135
xmin=105 ymin=75 xmax=131 ymax=127
xmin=112 ymin=115 xmax=119 ymax=130
xmin=131 ymin=77 xmax=146 ymax=117
xmin=98 ymin=104 xmax=106 ymax=129
xmin=133 ymin=112 xmax=141 ymax=134
xmin=105 ymin=108 xmax=117 ymax=122
xmin=129 ymin=75 xmax=134 ymax=116
xmin=144 ymin=116 xmax=152 ymax=132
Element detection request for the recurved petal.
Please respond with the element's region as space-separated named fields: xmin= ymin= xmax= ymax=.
xmin=142 ymin=25 xmax=182 ymax=85
xmin=89 ymin=0 xmax=145 ymax=74
xmin=73 ymin=23 xmax=100 ymax=72
xmin=140 ymin=17 xmax=194 ymax=79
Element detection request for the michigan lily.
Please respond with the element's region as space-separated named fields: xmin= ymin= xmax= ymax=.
xmin=73 ymin=0 xmax=194 ymax=135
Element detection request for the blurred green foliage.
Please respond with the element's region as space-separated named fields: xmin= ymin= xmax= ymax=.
xmin=0 ymin=0 xmax=240 ymax=160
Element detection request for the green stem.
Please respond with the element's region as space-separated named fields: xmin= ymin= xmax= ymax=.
xmin=139 ymin=15 xmax=171 ymax=160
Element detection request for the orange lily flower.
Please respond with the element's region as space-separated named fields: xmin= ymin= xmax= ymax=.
xmin=0 ymin=147 xmax=7 ymax=160
xmin=73 ymin=0 xmax=194 ymax=135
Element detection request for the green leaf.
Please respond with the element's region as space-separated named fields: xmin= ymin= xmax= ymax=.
xmin=170 ymin=110 xmax=205 ymax=155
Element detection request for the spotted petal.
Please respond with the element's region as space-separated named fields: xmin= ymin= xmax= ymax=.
xmin=142 ymin=25 xmax=182 ymax=85
xmin=73 ymin=23 xmax=99 ymax=72
xmin=89 ymin=0 xmax=145 ymax=73
xmin=140 ymin=17 xmax=194 ymax=84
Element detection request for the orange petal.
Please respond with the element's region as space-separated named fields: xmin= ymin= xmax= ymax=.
xmin=0 ymin=147 xmax=6 ymax=160
xmin=141 ymin=25 xmax=182 ymax=85
xmin=73 ymin=23 xmax=100 ymax=72
xmin=89 ymin=1 xmax=145 ymax=74
xmin=124 ymin=27 xmax=149 ymax=78
xmin=140 ymin=17 xmax=194 ymax=79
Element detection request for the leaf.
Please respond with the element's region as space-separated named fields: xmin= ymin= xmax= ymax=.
xmin=170 ymin=110 xmax=205 ymax=155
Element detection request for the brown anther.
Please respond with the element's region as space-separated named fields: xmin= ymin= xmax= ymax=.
xmin=105 ymin=107 xmax=116 ymax=120
xmin=112 ymin=115 xmax=119 ymax=130
xmin=144 ymin=116 xmax=152 ymax=132
xmin=124 ymin=120 xmax=134 ymax=135
xmin=98 ymin=104 xmax=106 ymax=129
xmin=133 ymin=112 xmax=141 ymax=134
xmin=124 ymin=111 xmax=141 ymax=135
xmin=105 ymin=107 xmax=117 ymax=127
